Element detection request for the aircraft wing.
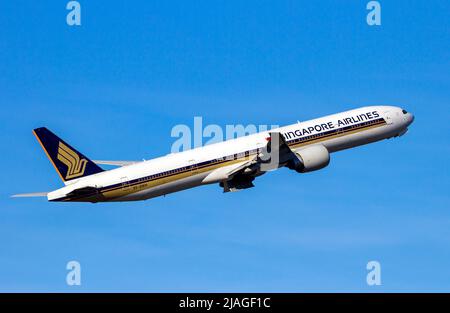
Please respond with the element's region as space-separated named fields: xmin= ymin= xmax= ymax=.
xmin=212 ymin=132 xmax=298 ymax=192
xmin=93 ymin=160 xmax=138 ymax=167
xmin=226 ymin=156 xmax=259 ymax=177
xmin=202 ymin=156 xmax=258 ymax=185
xmin=11 ymin=192 xmax=48 ymax=198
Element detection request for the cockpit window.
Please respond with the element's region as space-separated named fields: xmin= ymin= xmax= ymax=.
xmin=402 ymin=109 xmax=408 ymax=114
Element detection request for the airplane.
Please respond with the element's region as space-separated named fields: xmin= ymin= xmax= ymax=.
xmin=12 ymin=106 xmax=414 ymax=203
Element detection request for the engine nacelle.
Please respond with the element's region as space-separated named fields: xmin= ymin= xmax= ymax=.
xmin=287 ymin=145 xmax=330 ymax=173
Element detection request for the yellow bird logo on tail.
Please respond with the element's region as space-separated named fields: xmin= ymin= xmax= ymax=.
xmin=57 ymin=141 xmax=88 ymax=179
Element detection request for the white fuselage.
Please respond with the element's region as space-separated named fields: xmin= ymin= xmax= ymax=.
xmin=47 ymin=106 xmax=414 ymax=202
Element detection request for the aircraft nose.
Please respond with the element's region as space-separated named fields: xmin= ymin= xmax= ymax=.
xmin=405 ymin=112 xmax=414 ymax=126
xmin=401 ymin=109 xmax=414 ymax=126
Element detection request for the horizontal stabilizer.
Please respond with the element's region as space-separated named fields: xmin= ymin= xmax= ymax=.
xmin=11 ymin=192 xmax=48 ymax=198
xmin=93 ymin=160 xmax=137 ymax=167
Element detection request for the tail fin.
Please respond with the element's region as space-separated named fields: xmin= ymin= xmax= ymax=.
xmin=33 ymin=127 xmax=104 ymax=183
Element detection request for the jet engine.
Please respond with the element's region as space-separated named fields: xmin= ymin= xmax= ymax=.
xmin=286 ymin=144 xmax=330 ymax=173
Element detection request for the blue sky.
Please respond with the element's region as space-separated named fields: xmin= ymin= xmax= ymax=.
xmin=0 ymin=0 xmax=449 ymax=291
